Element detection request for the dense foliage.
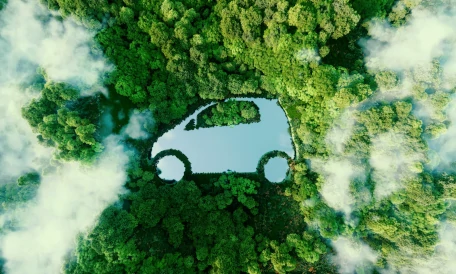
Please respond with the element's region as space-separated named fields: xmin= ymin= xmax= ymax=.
xmin=4 ymin=0 xmax=456 ymax=273
xmin=14 ymin=0 xmax=399 ymax=272
xmin=65 ymin=164 xmax=329 ymax=273
xmin=22 ymin=77 xmax=103 ymax=162
xmin=196 ymin=100 xmax=259 ymax=128
xmin=0 ymin=173 xmax=40 ymax=215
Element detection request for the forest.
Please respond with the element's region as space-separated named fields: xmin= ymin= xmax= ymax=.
xmin=1 ymin=0 xmax=456 ymax=273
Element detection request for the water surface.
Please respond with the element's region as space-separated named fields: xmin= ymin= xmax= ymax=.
xmin=264 ymin=157 xmax=289 ymax=183
xmin=152 ymin=98 xmax=294 ymax=174
xmin=157 ymin=156 xmax=185 ymax=181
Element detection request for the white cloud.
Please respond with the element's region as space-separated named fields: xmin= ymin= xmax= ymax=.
xmin=0 ymin=1 xmax=124 ymax=273
xmin=325 ymin=110 xmax=357 ymax=155
xmin=361 ymin=2 xmax=456 ymax=174
xmin=0 ymin=136 xmax=129 ymax=274
xmin=311 ymin=109 xmax=366 ymax=218
xmin=311 ymin=158 xmax=365 ymax=218
xmin=123 ymin=109 xmax=155 ymax=140
xmin=361 ymin=6 xmax=456 ymax=102
xmin=428 ymin=96 xmax=456 ymax=170
xmin=296 ymin=48 xmax=321 ymax=64
xmin=0 ymin=0 xmax=112 ymax=91
xmin=331 ymin=237 xmax=378 ymax=274
xmin=370 ymin=131 xmax=425 ymax=199
xmin=359 ymin=2 xmax=456 ymax=272
xmin=0 ymin=85 xmax=52 ymax=182
xmin=395 ymin=222 xmax=456 ymax=274
xmin=364 ymin=9 xmax=455 ymax=72
xmin=0 ymin=0 xmax=113 ymax=182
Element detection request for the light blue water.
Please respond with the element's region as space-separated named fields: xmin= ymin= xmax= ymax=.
xmin=152 ymin=98 xmax=294 ymax=177
xmin=157 ymin=155 xmax=185 ymax=181
xmin=264 ymin=157 xmax=289 ymax=183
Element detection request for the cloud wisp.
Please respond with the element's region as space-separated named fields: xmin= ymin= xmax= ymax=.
xmin=369 ymin=131 xmax=426 ymax=199
xmin=331 ymin=237 xmax=378 ymax=274
xmin=310 ymin=109 xmax=366 ymax=219
xmin=0 ymin=0 xmax=112 ymax=90
xmin=0 ymin=136 xmax=130 ymax=274
xmin=311 ymin=158 xmax=364 ymax=218
xmin=0 ymin=0 xmax=112 ymax=182
xmin=358 ymin=1 xmax=456 ymax=272
xmin=0 ymin=1 xmax=128 ymax=273
xmin=122 ymin=109 xmax=155 ymax=140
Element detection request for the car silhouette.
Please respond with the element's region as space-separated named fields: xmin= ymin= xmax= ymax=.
xmin=150 ymin=98 xmax=295 ymax=182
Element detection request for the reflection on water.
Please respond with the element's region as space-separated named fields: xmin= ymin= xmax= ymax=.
xmin=157 ymin=156 xmax=184 ymax=181
xmin=264 ymin=157 xmax=288 ymax=183
xmin=152 ymin=98 xmax=294 ymax=173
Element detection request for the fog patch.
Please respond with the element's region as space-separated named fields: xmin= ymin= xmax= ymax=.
xmin=0 ymin=136 xmax=129 ymax=274
xmin=413 ymin=100 xmax=444 ymax=126
xmin=395 ymin=222 xmax=456 ymax=274
xmin=312 ymin=159 xmax=364 ymax=218
xmin=0 ymin=0 xmax=112 ymax=92
xmin=361 ymin=6 xmax=456 ymax=106
xmin=358 ymin=1 xmax=456 ymax=272
xmin=0 ymin=85 xmax=52 ymax=182
xmin=311 ymin=109 xmax=365 ymax=218
xmin=331 ymin=237 xmax=378 ymax=274
xmin=428 ymin=98 xmax=456 ymax=169
xmin=367 ymin=4 xmax=456 ymax=172
xmin=296 ymin=48 xmax=321 ymax=64
xmin=364 ymin=9 xmax=455 ymax=72
xmin=0 ymin=0 xmax=112 ymax=182
xmin=370 ymin=131 xmax=426 ymax=199
xmin=122 ymin=109 xmax=155 ymax=140
xmin=325 ymin=109 xmax=357 ymax=154
xmin=0 ymin=0 xmax=122 ymax=273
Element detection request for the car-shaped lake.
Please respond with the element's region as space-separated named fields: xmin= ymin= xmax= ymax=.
xmin=151 ymin=98 xmax=294 ymax=181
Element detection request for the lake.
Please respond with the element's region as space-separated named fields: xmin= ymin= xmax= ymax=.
xmin=153 ymin=98 xmax=294 ymax=181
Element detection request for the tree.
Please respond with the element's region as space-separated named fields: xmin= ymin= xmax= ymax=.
xmin=288 ymin=4 xmax=317 ymax=33
xmin=17 ymin=172 xmax=40 ymax=186
xmin=119 ymin=6 xmax=135 ymax=24
xmin=22 ymin=81 xmax=103 ymax=162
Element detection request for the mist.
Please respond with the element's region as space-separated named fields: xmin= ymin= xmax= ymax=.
xmin=365 ymin=10 xmax=454 ymax=72
xmin=360 ymin=0 xmax=456 ymax=178
xmin=0 ymin=0 xmax=128 ymax=273
xmin=0 ymin=0 xmax=111 ymax=181
xmin=0 ymin=0 xmax=111 ymax=90
xmin=331 ymin=237 xmax=378 ymax=274
xmin=395 ymin=222 xmax=456 ymax=274
xmin=325 ymin=109 xmax=357 ymax=155
xmin=369 ymin=131 xmax=426 ymax=199
xmin=122 ymin=109 xmax=155 ymax=140
xmin=0 ymin=85 xmax=52 ymax=182
xmin=310 ymin=2 xmax=456 ymax=272
xmin=310 ymin=109 xmax=365 ymax=218
xmin=312 ymin=158 xmax=364 ymax=218
xmin=360 ymin=1 xmax=456 ymax=272
xmin=0 ymin=136 xmax=129 ymax=274
xmin=428 ymin=97 xmax=456 ymax=169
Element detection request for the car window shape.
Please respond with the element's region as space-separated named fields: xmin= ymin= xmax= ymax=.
xmin=192 ymin=100 xmax=260 ymax=129
xmin=151 ymin=98 xmax=294 ymax=174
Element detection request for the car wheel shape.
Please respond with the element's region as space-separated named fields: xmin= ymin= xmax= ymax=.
xmin=264 ymin=156 xmax=289 ymax=183
xmin=257 ymin=151 xmax=291 ymax=183
xmin=152 ymin=149 xmax=192 ymax=183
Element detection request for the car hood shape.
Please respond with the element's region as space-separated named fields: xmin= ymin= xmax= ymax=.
xmin=151 ymin=98 xmax=294 ymax=173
